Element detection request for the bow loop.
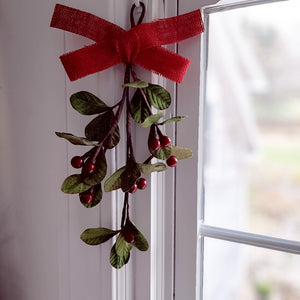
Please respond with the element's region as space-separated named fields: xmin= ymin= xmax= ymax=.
xmin=50 ymin=4 xmax=204 ymax=83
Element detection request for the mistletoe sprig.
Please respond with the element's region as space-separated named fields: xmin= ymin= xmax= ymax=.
xmin=51 ymin=1 xmax=203 ymax=269
xmin=56 ymin=63 xmax=192 ymax=268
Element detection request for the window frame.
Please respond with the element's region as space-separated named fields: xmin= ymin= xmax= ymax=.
xmin=175 ymin=0 xmax=300 ymax=299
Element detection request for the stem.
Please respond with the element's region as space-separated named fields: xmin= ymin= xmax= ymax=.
xmin=90 ymin=65 xmax=131 ymax=163
xmin=121 ymin=63 xmax=134 ymax=227
xmin=132 ymin=67 xmax=165 ymax=143
xmin=132 ymin=68 xmax=166 ymax=140
xmin=126 ymin=73 xmax=135 ymax=162
xmin=155 ymin=124 xmax=165 ymax=139
xmin=121 ymin=192 xmax=129 ymax=228
xmin=131 ymin=68 xmax=153 ymax=115
xmin=110 ymin=99 xmax=123 ymax=110
xmin=126 ymin=194 xmax=130 ymax=222
xmin=82 ymin=146 xmax=97 ymax=160
xmin=130 ymin=68 xmax=138 ymax=81
xmin=143 ymin=155 xmax=154 ymax=164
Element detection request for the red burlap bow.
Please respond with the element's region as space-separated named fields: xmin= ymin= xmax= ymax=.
xmin=50 ymin=4 xmax=204 ymax=83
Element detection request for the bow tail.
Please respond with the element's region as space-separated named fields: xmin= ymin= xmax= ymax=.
xmin=60 ymin=43 xmax=121 ymax=81
xmin=136 ymin=48 xmax=190 ymax=84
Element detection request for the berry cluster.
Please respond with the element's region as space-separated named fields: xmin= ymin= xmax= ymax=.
xmin=70 ymin=153 xmax=98 ymax=204
xmin=129 ymin=177 xmax=147 ymax=193
xmin=71 ymin=155 xmax=96 ymax=174
xmin=148 ymin=126 xmax=178 ymax=168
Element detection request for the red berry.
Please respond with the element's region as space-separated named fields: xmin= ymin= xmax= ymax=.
xmin=149 ymin=138 xmax=161 ymax=151
xmin=129 ymin=184 xmax=138 ymax=193
xmin=80 ymin=192 xmax=93 ymax=205
xmin=167 ymin=155 xmax=178 ymax=167
xmin=136 ymin=178 xmax=147 ymax=190
xmin=82 ymin=161 xmax=95 ymax=175
xmin=123 ymin=231 xmax=135 ymax=244
xmin=71 ymin=156 xmax=83 ymax=168
xmin=160 ymin=136 xmax=171 ymax=148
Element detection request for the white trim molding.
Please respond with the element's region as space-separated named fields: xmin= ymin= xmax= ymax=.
xmin=199 ymin=224 xmax=300 ymax=255
xmin=174 ymin=1 xmax=220 ymax=300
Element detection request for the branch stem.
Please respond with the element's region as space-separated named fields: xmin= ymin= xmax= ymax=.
xmin=121 ymin=192 xmax=129 ymax=228
xmin=126 ymin=74 xmax=135 ymax=162
xmin=122 ymin=63 xmax=134 ymax=226
xmin=131 ymin=69 xmax=153 ymax=115
xmin=143 ymin=155 xmax=154 ymax=164
xmin=90 ymin=64 xmax=131 ymax=163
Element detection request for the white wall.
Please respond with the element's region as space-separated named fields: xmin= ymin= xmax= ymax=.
xmin=0 ymin=0 xmax=66 ymax=299
xmin=0 ymin=1 xmax=131 ymax=299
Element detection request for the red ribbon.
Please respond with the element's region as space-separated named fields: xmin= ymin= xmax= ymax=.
xmin=50 ymin=4 xmax=204 ymax=83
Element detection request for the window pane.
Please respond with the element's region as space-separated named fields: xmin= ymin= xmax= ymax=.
xmin=203 ymin=237 xmax=300 ymax=300
xmin=204 ymin=0 xmax=300 ymax=240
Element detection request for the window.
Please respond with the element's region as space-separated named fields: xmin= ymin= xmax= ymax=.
xmin=3 ymin=0 xmax=299 ymax=299
xmin=176 ymin=0 xmax=300 ymax=299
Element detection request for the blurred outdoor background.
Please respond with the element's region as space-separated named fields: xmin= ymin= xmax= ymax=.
xmin=202 ymin=0 xmax=300 ymax=299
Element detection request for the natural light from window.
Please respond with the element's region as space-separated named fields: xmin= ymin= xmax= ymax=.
xmin=203 ymin=0 xmax=300 ymax=299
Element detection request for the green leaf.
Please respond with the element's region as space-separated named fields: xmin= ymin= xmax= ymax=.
xmin=81 ymin=184 xmax=103 ymax=208
xmin=80 ymin=227 xmax=119 ymax=245
xmin=171 ymin=146 xmax=193 ymax=160
xmin=120 ymin=160 xmax=141 ymax=192
xmin=110 ymin=222 xmax=148 ymax=269
xmin=83 ymin=149 xmax=107 ymax=185
xmin=123 ymin=81 xmax=149 ymax=88
xmin=125 ymin=220 xmax=149 ymax=252
xmin=141 ymin=113 xmax=163 ymax=128
xmin=55 ymin=132 xmax=98 ymax=146
xmin=150 ymin=146 xmax=172 ymax=160
xmin=115 ymin=234 xmax=133 ymax=257
xmin=137 ymin=162 xmax=167 ymax=175
xmin=130 ymin=89 xmax=151 ymax=123
xmin=146 ymin=84 xmax=171 ymax=110
xmin=104 ymin=126 xmax=120 ymax=149
xmin=104 ymin=166 xmax=126 ymax=192
xmin=161 ymin=116 xmax=186 ymax=125
xmin=70 ymin=91 xmax=109 ymax=115
xmin=110 ymin=244 xmax=131 ymax=269
xmin=85 ymin=110 xmax=120 ymax=149
xmin=61 ymin=174 xmax=91 ymax=194
xmin=133 ymin=229 xmax=149 ymax=251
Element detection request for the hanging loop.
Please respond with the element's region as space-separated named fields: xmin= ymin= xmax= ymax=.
xmin=130 ymin=1 xmax=145 ymax=28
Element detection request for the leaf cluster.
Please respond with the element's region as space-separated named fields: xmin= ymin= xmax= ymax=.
xmin=104 ymin=162 xmax=167 ymax=192
xmin=80 ymin=220 xmax=148 ymax=269
xmin=129 ymin=83 xmax=186 ymax=126
xmin=57 ymin=91 xmax=120 ymax=149
xmin=56 ymin=79 xmax=193 ymax=269
xmin=111 ymin=220 xmax=148 ymax=269
xmin=129 ymin=83 xmax=192 ymax=161
xmin=57 ymin=91 xmax=120 ymax=207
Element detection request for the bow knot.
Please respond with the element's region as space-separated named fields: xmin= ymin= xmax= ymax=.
xmin=50 ymin=4 xmax=204 ymax=83
xmin=114 ymin=30 xmax=140 ymax=63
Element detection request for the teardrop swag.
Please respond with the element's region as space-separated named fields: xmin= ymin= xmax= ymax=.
xmin=51 ymin=2 xmax=203 ymax=268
